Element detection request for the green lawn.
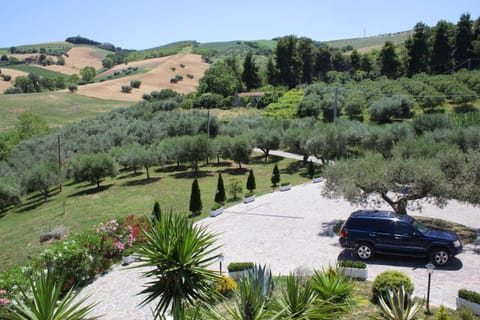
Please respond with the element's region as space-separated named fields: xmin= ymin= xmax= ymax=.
xmin=0 ymin=153 xmax=316 ymax=271
xmin=0 ymin=91 xmax=130 ymax=131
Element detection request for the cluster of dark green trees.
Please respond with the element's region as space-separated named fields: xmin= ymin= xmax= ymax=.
xmin=199 ymin=13 xmax=480 ymax=97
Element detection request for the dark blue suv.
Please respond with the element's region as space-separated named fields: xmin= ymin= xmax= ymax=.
xmin=339 ymin=210 xmax=463 ymax=266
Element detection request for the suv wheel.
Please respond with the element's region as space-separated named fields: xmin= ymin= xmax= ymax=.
xmin=429 ymin=248 xmax=449 ymax=266
xmin=356 ymin=243 xmax=374 ymax=260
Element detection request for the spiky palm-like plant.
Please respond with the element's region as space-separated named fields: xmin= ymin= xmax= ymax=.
xmin=8 ymin=270 xmax=100 ymax=320
xmin=136 ymin=212 xmax=221 ymax=320
xmin=310 ymin=268 xmax=354 ymax=307
xmin=378 ymin=285 xmax=423 ymax=320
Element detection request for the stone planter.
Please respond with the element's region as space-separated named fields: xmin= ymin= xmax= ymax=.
xmin=457 ymin=297 xmax=480 ymax=315
xmin=243 ymin=195 xmax=255 ymax=204
xmin=210 ymin=206 xmax=224 ymax=217
xmin=122 ymin=255 xmax=137 ymax=265
xmin=228 ymin=270 xmax=250 ymax=281
xmin=312 ymin=177 xmax=322 ymax=183
xmin=280 ymin=184 xmax=292 ymax=192
xmin=338 ymin=266 xmax=368 ymax=280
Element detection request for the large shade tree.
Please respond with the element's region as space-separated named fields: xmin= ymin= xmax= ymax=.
xmin=323 ymin=145 xmax=479 ymax=214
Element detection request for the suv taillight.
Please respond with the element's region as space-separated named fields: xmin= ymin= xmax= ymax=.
xmin=340 ymin=229 xmax=348 ymax=238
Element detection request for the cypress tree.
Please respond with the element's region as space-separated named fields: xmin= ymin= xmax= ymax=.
xmin=189 ymin=179 xmax=202 ymax=215
xmin=430 ymin=20 xmax=453 ymax=74
xmin=454 ymin=13 xmax=474 ymax=66
xmin=271 ymin=164 xmax=280 ymax=187
xmin=151 ymin=201 xmax=161 ymax=222
xmin=308 ymin=161 xmax=315 ymax=179
xmin=214 ymin=173 xmax=226 ymax=204
xmin=246 ymin=169 xmax=256 ymax=193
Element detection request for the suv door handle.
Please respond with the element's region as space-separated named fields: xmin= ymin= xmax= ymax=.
xmin=369 ymin=233 xmax=376 ymax=237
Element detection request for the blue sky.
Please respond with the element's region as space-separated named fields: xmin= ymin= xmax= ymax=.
xmin=3 ymin=0 xmax=480 ymax=50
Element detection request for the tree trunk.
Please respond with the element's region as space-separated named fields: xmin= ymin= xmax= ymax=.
xmin=381 ymin=193 xmax=408 ymax=215
xmin=96 ymin=180 xmax=101 ymax=189
xmin=265 ymin=150 xmax=269 ymax=163
xmin=303 ymin=154 xmax=309 ymax=165
xmin=146 ymin=166 xmax=150 ymax=179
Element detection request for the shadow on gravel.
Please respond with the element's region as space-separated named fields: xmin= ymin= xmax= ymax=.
xmin=337 ymin=249 xmax=463 ymax=271
xmin=318 ymin=219 xmax=343 ymax=238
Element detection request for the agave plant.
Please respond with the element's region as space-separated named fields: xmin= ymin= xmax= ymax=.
xmin=7 ymin=270 xmax=100 ymax=320
xmin=203 ymin=265 xmax=280 ymax=320
xmin=378 ymin=285 xmax=423 ymax=320
xmin=135 ymin=212 xmax=221 ymax=320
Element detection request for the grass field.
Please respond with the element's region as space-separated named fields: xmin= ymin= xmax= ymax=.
xmin=3 ymin=64 xmax=67 ymax=78
xmin=0 ymin=153 xmax=316 ymax=271
xmin=0 ymin=91 xmax=130 ymax=131
xmin=325 ymin=30 xmax=412 ymax=50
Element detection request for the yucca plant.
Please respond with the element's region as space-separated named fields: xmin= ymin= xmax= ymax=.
xmin=135 ymin=212 xmax=221 ymax=320
xmin=310 ymin=268 xmax=354 ymax=305
xmin=7 ymin=270 xmax=100 ymax=320
xmin=244 ymin=265 xmax=275 ymax=301
xmin=378 ymin=285 xmax=423 ymax=320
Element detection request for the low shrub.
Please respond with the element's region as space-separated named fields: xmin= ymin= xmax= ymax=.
xmin=280 ymin=181 xmax=291 ymax=186
xmin=228 ymin=262 xmax=254 ymax=272
xmin=458 ymin=289 xmax=480 ymax=304
xmin=187 ymin=74 xmax=194 ymax=79
xmin=130 ymin=80 xmax=141 ymax=88
xmin=180 ymin=63 xmax=185 ymax=68
xmin=338 ymin=260 xmax=367 ymax=269
xmin=215 ymin=275 xmax=237 ymax=297
xmin=372 ymin=270 xmax=414 ymax=303
xmin=1 ymin=74 xmax=11 ymax=81
xmin=4 ymin=87 xmax=22 ymax=94
xmin=68 ymin=84 xmax=78 ymax=93
xmin=171 ymin=67 xmax=176 ymax=72
xmin=121 ymin=85 xmax=132 ymax=93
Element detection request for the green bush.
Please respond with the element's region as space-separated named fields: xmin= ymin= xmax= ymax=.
xmin=280 ymin=181 xmax=291 ymax=186
xmin=68 ymin=83 xmax=78 ymax=93
xmin=227 ymin=262 xmax=254 ymax=272
xmin=338 ymin=260 xmax=367 ymax=269
xmin=458 ymin=289 xmax=480 ymax=304
xmin=211 ymin=202 xmax=223 ymax=210
xmin=1 ymin=74 xmax=11 ymax=81
xmin=372 ymin=271 xmax=414 ymax=303
xmin=4 ymin=87 xmax=22 ymax=94
xmin=187 ymin=74 xmax=194 ymax=79
xmin=121 ymin=85 xmax=132 ymax=93
xmin=411 ymin=114 xmax=453 ymax=135
xmin=130 ymin=80 xmax=141 ymax=88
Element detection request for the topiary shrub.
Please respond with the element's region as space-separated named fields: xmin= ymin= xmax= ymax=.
xmin=1 ymin=74 xmax=11 ymax=81
xmin=372 ymin=270 xmax=414 ymax=303
xmin=338 ymin=260 xmax=367 ymax=269
xmin=227 ymin=262 xmax=254 ymax=272
xmin=215 ymin=274 xmax=237 ymax=298
xmin=458 ymin=289 xmax=480 ymax=304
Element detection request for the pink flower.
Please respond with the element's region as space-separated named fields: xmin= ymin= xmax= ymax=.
xmin=0 ymin=298 xmax=9 ymax=305
xmin=0 ymin=289 xmax=6 ymax=295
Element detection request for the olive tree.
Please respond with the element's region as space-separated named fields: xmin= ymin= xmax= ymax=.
xmin=323 ymin=147 xmax=466 ymax=214
xmin=71 ymin=153 xmax=117 ymax=189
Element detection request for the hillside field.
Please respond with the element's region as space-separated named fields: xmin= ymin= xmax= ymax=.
xmin=0 ymin=92 xmax=130 ymax=131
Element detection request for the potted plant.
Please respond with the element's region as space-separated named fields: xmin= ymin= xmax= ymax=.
xmin=457 ymin=289 xmax=480 ymax=315
xmin=243 ymin=191 xmax=256 ymax=204
xmin=312 ymin=175 xmax=322 ymax=183
xmin=337 ymin=260 xmax=368 ymax=280
xmin=210 ymin=202 xmax=224 ymax=217
xmin=279 ymin=181 xmax=292 ymax=191
xmin=227 ymin=262 xmax=254 ymax=281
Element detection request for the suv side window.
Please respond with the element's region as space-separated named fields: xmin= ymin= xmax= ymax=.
xmin=395 ymin=222 xmax=417 ymax=236
xmin=346 ymin=219 xmax=370 ymax=230
xmin=370 ymin=220 xmax=395 ymax=233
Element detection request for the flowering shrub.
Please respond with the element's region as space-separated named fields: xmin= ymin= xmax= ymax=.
xmin=0 ymin=289 xmax=10 ymax=318
xmin=216 ymin=275 xmax=237 ymax=298
xmin=1 ymin=215 xmax=149 ymax=296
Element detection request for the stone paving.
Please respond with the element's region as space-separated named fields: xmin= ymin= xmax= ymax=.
xmin=76 ymin=181 xmax=480 ymax=319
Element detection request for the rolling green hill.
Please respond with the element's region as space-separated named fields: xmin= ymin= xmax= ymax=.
xmin=325 ymin=30 xmax=413 ymax=50
xmin=0 ymin=92 xmax=130 ymax=131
